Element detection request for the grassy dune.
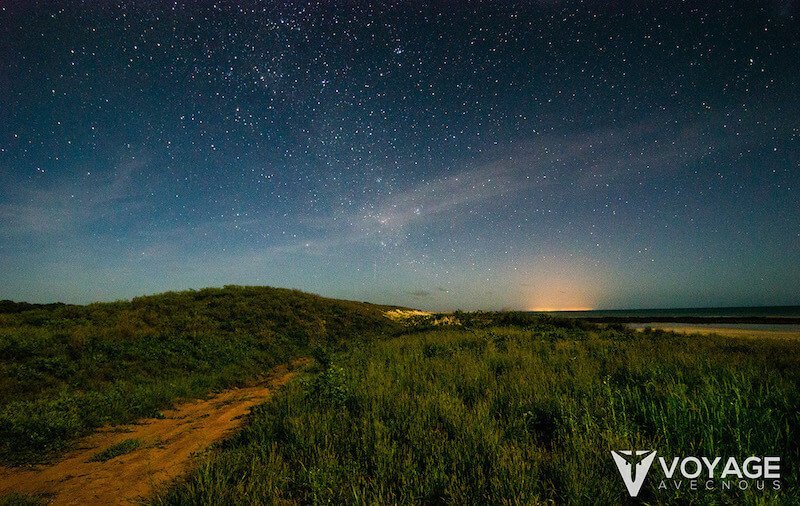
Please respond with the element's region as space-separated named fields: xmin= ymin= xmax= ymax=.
xmin=0 ymin=286 xmax=398 ymax=463
xmin=158 ymin=319 xmax=800 ymax=504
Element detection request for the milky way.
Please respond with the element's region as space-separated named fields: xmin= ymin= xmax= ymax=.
xmin=1 ymin=1 xmax=798 ymax=310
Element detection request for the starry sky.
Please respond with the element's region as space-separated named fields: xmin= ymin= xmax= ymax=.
xmin=1 ymin=1 xmax=798 ymax=310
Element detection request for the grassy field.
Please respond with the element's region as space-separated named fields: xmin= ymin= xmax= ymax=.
xmin=0 ymin=286 xmax=398 ymax=464
xmin=157 ymin=317 xmax=800 ymax=504
xmin=2 ymin=291 xmax=798 ymax=503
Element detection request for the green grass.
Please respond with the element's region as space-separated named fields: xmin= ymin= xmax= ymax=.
xmin=156 ymin=321 xmax=800 ymax=504
xmin=89 ymin=438 xmax=142 ymax=462
xmin=4 ymin=291 xmax=798 ymax=503
xmin=0 ymin=285 xmax=400 ymax=464
xmin=0 ymin=493 xmax=48 ymax=506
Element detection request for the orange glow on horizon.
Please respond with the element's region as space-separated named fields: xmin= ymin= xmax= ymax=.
xmin=516 ymin=256 xmax=606 ymax=313
xmin=528 ymin=306 xmax=594 ymax=312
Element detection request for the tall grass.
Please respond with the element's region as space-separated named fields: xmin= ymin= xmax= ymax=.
xmin=158 ymin=324 xmax=800 ymax=504
xmin=0 ymin=286 xmax=399 ymax=463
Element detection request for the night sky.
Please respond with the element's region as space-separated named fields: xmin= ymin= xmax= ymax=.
xmin=1 ymin=1 xmax=798 ymax=310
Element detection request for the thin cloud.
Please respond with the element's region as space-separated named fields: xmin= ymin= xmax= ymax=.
xmin=0 ymin=159 xmax=145 ymax=236
xmin=324 ymin=116 xmax=736 ymax=235
xmin=357 ymin=162 xmax=517 ymax=233
xmin=49 ymin=115 xmax=751 ymax=261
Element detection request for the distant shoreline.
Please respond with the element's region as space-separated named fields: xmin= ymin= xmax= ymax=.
xmin=532 ymin=305 xmax=800 ymax=324
xmin=579 ymin=316 xmax=800 ymax=325
xmin=626 ymin=322 xmax=800 ymax=339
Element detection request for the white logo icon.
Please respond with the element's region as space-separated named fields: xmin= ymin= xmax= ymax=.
xmin=611 ymin=450 xmax=657 ymax=497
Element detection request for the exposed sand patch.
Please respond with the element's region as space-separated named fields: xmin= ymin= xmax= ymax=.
xmin=0 ymin=359 xmax=308 ymax=505
xmin=384 ymin=309 xmax=461 ymax=326
xmin=384 ymin=309 xmax=432 ymax=320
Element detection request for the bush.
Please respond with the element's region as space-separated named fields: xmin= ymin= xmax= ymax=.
xmin=305 ymin=365 xmax=350 ymax=407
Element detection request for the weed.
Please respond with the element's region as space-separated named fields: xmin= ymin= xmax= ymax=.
xmin=89 ymin=438 xmax=141 ymax=462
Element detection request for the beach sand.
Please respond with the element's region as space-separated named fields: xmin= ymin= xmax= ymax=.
xmin=630 ymin=324 xmax=800 ymax=340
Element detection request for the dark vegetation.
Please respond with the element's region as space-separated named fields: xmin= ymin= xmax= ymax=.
xmin=0 ymin=493 xmax=47 ymax=506
xmin=89 ymin=438 xmax=141 ymax=462
xmin=0 ymin=301 xmax=67 ymax=315
xmin=157 ymin=317 xmax=800 ymax=504
xmin=0 ymin=286 xmax=399 ymax=463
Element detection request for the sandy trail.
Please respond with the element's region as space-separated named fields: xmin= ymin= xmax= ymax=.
xmin=0 ymin=359 xmax=308 ymax=505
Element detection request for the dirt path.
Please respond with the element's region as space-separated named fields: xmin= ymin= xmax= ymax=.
xmin=0 ymin=359 xmax=308 ymax=505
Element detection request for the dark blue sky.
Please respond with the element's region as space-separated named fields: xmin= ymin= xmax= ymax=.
xmin=1 ymin=1 xmax=798 ymax=310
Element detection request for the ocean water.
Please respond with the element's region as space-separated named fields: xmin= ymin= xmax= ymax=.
xmin=540 ymin=306 xmax=800 ymax=319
